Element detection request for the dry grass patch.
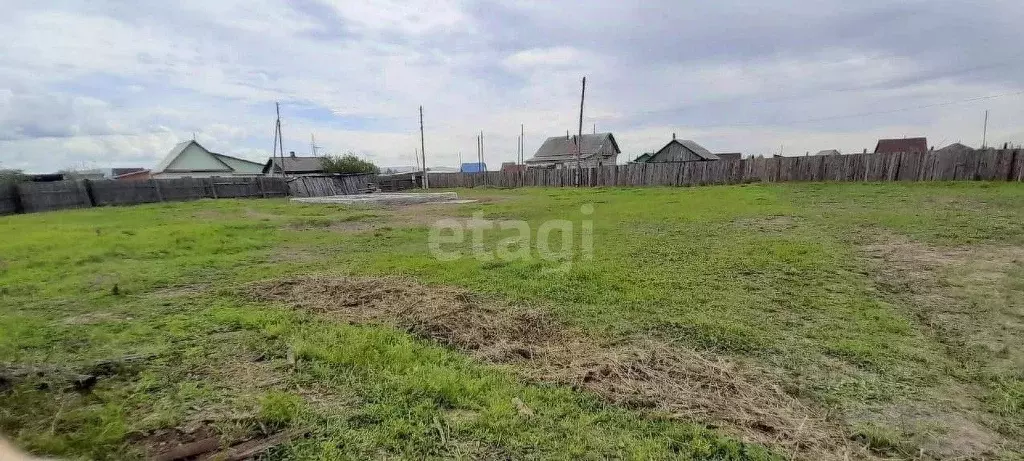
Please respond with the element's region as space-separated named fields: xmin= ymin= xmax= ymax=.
xmin=859 ymin=236 xmax=1024 ymax=458
xmin=249 ymin=275 xmax=860 ymax=460
xmin=863 ymin=238 xmax=1024 ymax=374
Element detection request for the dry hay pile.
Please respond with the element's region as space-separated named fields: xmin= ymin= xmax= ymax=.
xmin=252 ymin=276 xmax=858 ymax=459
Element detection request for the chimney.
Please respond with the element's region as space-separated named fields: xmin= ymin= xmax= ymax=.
xmin=289 ymin=151 xmax=296 ymax=158
xmin=672 ymin=133 xmax=676 ymax=140
xmin=862 ymin=148 xmax=867 ymax=154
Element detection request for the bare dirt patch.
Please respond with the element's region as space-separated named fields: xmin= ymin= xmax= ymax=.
xmin=268 ymin=246 xmax=321 ymax=264
xmin=148 ymin=284 xmax=209 ymax=299
xmin=860 ymin=236 xmax=1024 ymax=457
xmin=733 ymin=215 xmax=802 ymax=234
xmin=61 ymin=312 xmax=129 ymax=325
xmin=382 ymin=203 xmax=473 ymax=228
xmin=192 ymin=209 xmax=231 ymax=220
xmin=250 ymin=276 xmax=860 ymax=460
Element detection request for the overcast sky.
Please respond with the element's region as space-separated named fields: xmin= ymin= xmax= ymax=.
xmin=2 ymin=0 xmax=1023 ymax=172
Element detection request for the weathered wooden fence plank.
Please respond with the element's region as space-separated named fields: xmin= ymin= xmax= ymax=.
xmin=16 ymin=180 xmax=92 ymax=213
xmin=6 ymin=176 xmax=292 ymax=215
xmin=0 ymin=183 xmax=22 ymax=215
xmin=410 ymin=149 xmax=1024 ymax=190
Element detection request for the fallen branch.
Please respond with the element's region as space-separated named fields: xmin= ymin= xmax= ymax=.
xmin=195 ymin=430 xmax=301 ymax=461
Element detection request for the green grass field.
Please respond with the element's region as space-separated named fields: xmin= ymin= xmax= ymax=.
xmin=2 ymin=182 xmax=1024 ymax=460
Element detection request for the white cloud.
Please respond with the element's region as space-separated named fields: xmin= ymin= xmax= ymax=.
xmin=503 ymin=47 xmax=583 ymax=69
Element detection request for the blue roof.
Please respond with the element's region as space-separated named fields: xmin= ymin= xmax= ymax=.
xmin=460 ymin=162 xmax=487 ymax=173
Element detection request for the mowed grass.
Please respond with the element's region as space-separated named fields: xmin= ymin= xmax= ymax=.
xmin=1 ymin=182 xmax=1024 ymax=459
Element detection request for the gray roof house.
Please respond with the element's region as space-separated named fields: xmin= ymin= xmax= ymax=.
xmin=263 ymin=153 xmax=328 ymax=175
xmin=815 ymin=149 xmax=842 ymax=156
xmin=632 ymin=153 xmax=653 ymax=163
xmin=642 ymin=136 xmax=718 ymax=163
xmin=935 ymin=143 xmax=975 ymax=155
xmin=525 ymin=133 xmax=620 ymax=168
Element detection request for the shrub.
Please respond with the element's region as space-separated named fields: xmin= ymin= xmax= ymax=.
xmin=320 ymin=154 xmax=379 ymax=175
xmin=0 ymin=169 xmax=26 ymax=184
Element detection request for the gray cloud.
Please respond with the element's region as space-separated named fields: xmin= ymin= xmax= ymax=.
xmin=1 ymin=0 xmax=1023 ymax=172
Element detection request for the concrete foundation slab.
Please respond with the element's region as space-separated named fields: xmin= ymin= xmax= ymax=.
xmin=290 ymin=192 xmax=469 ymax=206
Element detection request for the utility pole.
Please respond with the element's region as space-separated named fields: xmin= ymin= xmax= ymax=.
xmin=272 ymin=113 xmax=279 ymax=176
xmin=520 ymin=124 xmax=525 ymax=164
xmin=414 ymin=148 xmax=420 ymax=172
xmin=982 ymin=110 xmax=989 ymax=149
xmin=479 ymin=130 xmax=485 ymax=170
xmin=310 ymin=133 xmax=321 ymax=156
xmin=274 ymin=102 xmax=286 ymax=179
xmin=512 ymin=132 xmax=520 ymax=166
xmin=576 ymin=76 xmax=586 ymax=179
xmin=419 ymin=106 xmax=428 ymax=189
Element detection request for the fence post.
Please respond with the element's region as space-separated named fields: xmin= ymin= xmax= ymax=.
xmin=208 ymin=177 xmax=219 ymax=199
xmin=151 ymin=179 xmax=164 ymax=202
xmin=80 ymin=179 xmax=97 ymax=207
xmin=1009 ymin=149 xmax=1020 ymax=182
xmin=256 ymin=177 xmax=268 ymax=198
xmin=4 ymin=183 xmax=24 ymax=214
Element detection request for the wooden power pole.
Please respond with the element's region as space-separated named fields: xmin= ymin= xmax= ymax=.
xmin=521 ymin=123 xmax=525 ymax=164
xmin=274 ymin=102 xmax=286 ymax=179
xmin=982 ymin=110 xmax=989 ymax=149
xmin=576 ymin=76 xmax=586 ymax=179
xmin=419 ymin=106 xmax=428 ymax=189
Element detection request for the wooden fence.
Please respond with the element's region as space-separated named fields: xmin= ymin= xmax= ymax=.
xmin=287 ymin=174 xmax=378 ymax=197
xmin=1 ymin=183 xmax=23 ymax=215
xmin=2 ymin=177 xmax=289 ymax=215
xmin=428 ymin=148 xmax=1024 ymax=188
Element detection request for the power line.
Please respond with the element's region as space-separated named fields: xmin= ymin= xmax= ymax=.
xmin=613 ymin=54 xmax=1024 ymax=120
xmin=738 ymin=89 xmax=1024 ymax=128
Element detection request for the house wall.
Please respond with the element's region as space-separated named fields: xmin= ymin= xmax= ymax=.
xmin=527 ymin=154 xmax=617 ymax=169
xmin=152 ymin=171 xmax=261 ymax=179
xmin=584 ymin=154 xmax=617 ymax=167
xmin=216 ymin=155 xmax=264 ymax=174
xmin=649 ymin=142 xmax=703 ymax=162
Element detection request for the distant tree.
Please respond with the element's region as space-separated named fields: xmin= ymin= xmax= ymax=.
xmin=320 ymin=154 xmax=379 ymax=174
xmin=0 ymin=169 xmax=26 ymax=184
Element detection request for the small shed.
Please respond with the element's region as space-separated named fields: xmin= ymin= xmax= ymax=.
xmin=645 ymin=136 xmax=718 ymax=163
xmin=500 ymin=162 xmax=525 ymax=173
xmin=935 ymin=143 xmax=975 ymax=155
xmin=460 ymin=162 xmax=488 ymax=173
xmin=875 ymin=137 xmax=928 ymax=154
xmin=264 ymin=153 xmax=327 ymax=176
